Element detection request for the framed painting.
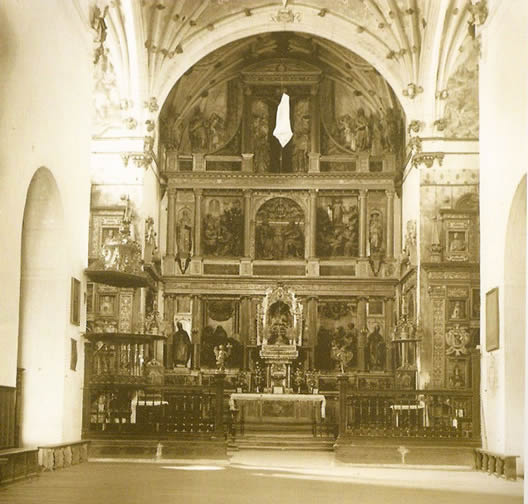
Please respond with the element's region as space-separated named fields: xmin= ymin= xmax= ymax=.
xmin=70 ymin=277 xmax=81 ymax=326
xmin=485 ymin=287 xmax=499 ymax=351
xmin=70 ymin=339 xmax=78 ymax=371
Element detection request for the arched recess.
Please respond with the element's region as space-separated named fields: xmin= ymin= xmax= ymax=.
xmin=18 ymin=168 xmax=67 ymax=446
xmin=503 ymin=174 xmax=526 ymax=458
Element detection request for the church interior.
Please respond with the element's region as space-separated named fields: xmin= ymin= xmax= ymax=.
xmin=0 ymin=0 xmax=526 ymax=499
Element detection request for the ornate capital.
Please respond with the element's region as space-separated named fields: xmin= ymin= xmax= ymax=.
xmin=121 ymin=152 xmax=153 ymax=168
xmin=385 ymin=190 xmax=395 ymax=200
xmin=412 ymin=152 xmax=445 ymax=169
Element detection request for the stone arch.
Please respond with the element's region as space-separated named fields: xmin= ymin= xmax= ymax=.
xmin=503 ymin=174 xmax=526 ymax=457
xmin=18 ymin=167 xmax=67 ymax=446
xmin=154 ymin=9 xmax=410 ymax=119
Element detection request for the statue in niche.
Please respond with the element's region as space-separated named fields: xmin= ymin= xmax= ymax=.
xmin=176 ymin=209 xmax=193 ymax=257
xmin=354 ymin=108 xmax=370 ymax=151
xmin=255 ymin=198 xmax=305 ymax=260
xmin=188 ymin=106 xmax=208 ymax=152
xmin=369 ymin=212 xmax=383 ymax=254
xmin=292 ymin=100 xmax=310 ymax=173
xmin=202 ymin=198 xmax=243 ymax=257
xmin=252 ymin=100 xmax=270 ymax=173
xmin=173 ymin=321 xmax=192 ymax=367
xmin=367 ymin=324 xmax=385 ymax=371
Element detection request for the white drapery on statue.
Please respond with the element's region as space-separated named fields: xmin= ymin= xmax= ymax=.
xmin=273 ymin=93 xmax=293 ymax=147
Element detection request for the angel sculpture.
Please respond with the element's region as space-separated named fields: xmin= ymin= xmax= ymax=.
xmin=214 ymin=343 xmax=232 ymax=371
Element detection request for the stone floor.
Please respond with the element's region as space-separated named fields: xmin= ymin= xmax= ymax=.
xmin=0 ymin=450 xmax=523 ymax=504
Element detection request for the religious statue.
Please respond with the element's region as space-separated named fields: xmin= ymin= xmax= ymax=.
xmin=173 ymin=321 xmax=192 ymax=367
xmin=369 ymin=212 xmax=383 ymax=254
xmin=207 ymin=112 xmax=225 ymax=152
xmin=367 ymin=324 xmax=386 ymax=371
xmin=451 ymin=301 xmax=462 ymax=319
xmin=252 ymin=101 xmax=271 ymax=173
xmin=337 ymin=114 xmax=356 ymax=151
xmin=188 ymin=106 xmax=208 ymax=152
xmin=354 ymin=108 xmax=370 ymax=151
xmin=214 ymin=343 xmax=232 ymax=371
xmin=292 ymin=100 xmax=310 ymax=173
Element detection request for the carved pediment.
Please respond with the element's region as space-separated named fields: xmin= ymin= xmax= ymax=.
xmin=242 ymin=58 xmax=321 ymax=85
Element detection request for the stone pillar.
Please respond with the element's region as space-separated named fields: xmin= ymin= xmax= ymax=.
xmin=192 ymin=295 xmax=203 ymax=369
xmin=193 ymin=188 xmax=202 ymax=257
xmin=359 ymin=189 xmax=368 ymax=257
xmin=357 ymin=297 xmax=368 ymax=371
xmin=386 ymin=190 xmax=395 ymax=258
xmin=471 ymin=349 xmax=481 ymax=441
xmin=167 ymin=189 xmax=177 ymax=257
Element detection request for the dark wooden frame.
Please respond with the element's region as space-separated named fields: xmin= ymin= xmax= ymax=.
xmin=485 ymin=287 xmax=499 ymax=351
xmin=70 ymin=277 xmax=81 ymax=326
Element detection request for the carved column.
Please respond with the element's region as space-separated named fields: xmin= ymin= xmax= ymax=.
xmin=357 ymin=297 xmax=368 ymax=371
xmin=192 ymin=295 xmax=203 ymax=369
xmin=193 ymin=188 xmax=202 ymax=257
xmin=164 ymin=294 xmax=175 ymax=368
xmin=240 ymin=296 xmax=251 ymax=369
xmin=384 ymin=297 xmax=394 ymax=371
xmin=167 ymin=189 xmax=177 ymax=256
xmin=386 ymin=190 xmax=395 ymax=259
xmin=307 ymin=296 xmax=318 ymax=369
xmin=243 ymin=190 xmax=252 ymax=258
xmin=359 ymin=190 xmax=368 ymax=257
xmin=308 ymin=85 xmax=320 ymax=173
xmin=308 ymin=189 xmax=318 ymax=258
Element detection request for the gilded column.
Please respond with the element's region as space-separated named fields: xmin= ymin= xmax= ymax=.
xmin=191 ymin=295 xmax=203 ymax=369
xmin=243 ymin=190 xmax=252 ymax=258
xmin=386 ymin=190 xmax=395 ymax=258
xmin=193 ymin=188 xmax=202 ymax=257
xmin=309 ymin=189 xmax=318 ymax=258
xmin=359 ymin=189 xmax=368 ymax=257
xmin=167 ymin=189 xmax=177 ymax=256
xmin=357 ymin=297 xmax=368 ymax=371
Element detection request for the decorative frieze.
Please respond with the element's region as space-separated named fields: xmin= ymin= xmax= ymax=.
xmin=432 ymin=298 xmax=446 ymax=387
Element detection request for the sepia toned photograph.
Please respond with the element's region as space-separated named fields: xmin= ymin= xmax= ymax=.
xmin=0 ymin=0 xmax=525 ymax=503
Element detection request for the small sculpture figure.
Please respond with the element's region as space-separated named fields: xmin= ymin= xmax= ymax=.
xmin=451 ymin=301 xmax=462 ymax=319
xmin=449 ymin=232 xmax=466 ymax=252
xmin=214 ymin=343 xmax=232 ymax=371
xmin=369 ymin=212 xmax=383 ymax=254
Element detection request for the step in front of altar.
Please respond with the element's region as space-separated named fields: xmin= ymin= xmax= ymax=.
xmin=229 ymin=434 xmax=335 ymax=452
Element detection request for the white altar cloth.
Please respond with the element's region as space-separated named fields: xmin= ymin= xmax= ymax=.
xmin=229 ymin=393 xmax=326 ymax=419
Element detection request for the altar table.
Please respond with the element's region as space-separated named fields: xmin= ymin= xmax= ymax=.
xmin=229 ymin=393 xmax=326 ymax=426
